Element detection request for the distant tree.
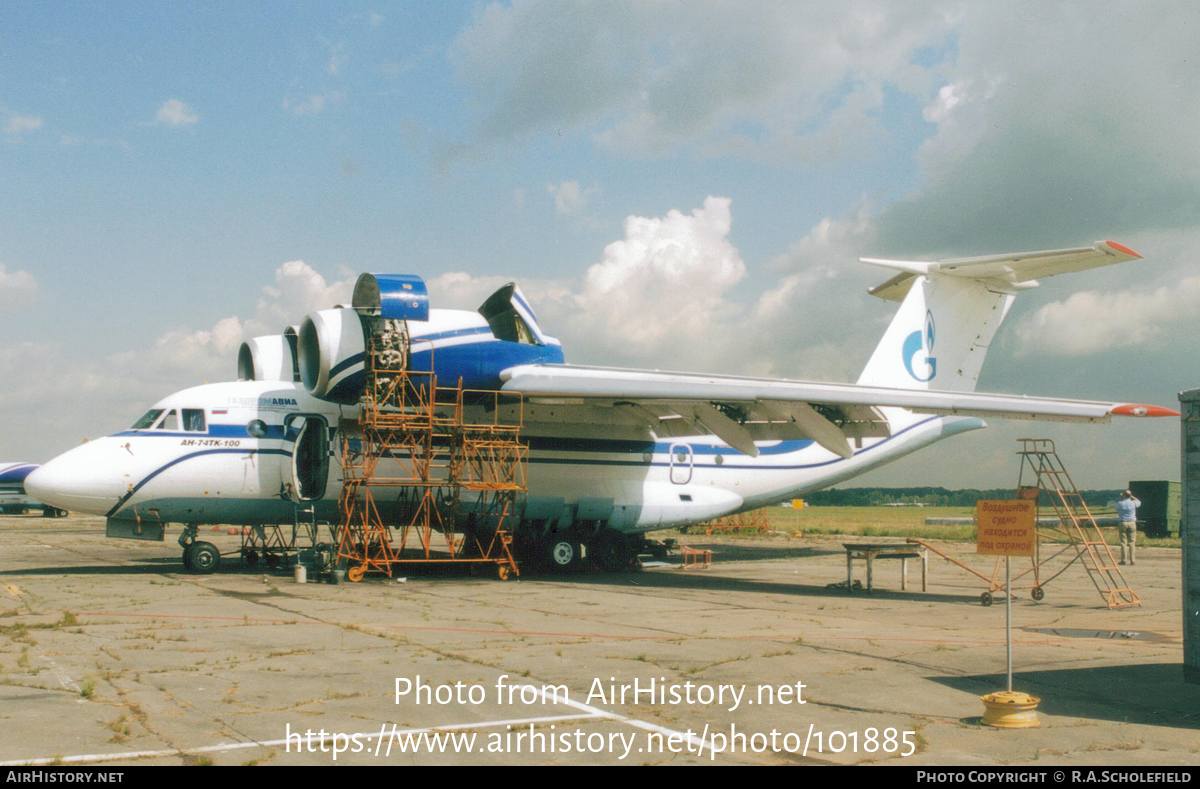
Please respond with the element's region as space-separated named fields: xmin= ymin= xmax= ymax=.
xmin=805 ymin=487 xmax=1120 ymax=508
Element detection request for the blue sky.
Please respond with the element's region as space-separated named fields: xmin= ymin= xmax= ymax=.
xmin=2 ymin=2 xmax=1197 ymax=487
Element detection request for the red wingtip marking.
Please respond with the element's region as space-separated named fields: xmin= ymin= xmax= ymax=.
xmin=1112 ymin=404 xmax=1178 ymax=417
xmin=1104 ymin=240 xmax=1142 ymax=259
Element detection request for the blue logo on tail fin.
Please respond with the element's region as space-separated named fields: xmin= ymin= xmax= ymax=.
xmin=903 ymin=310 xmax=936 ymax=382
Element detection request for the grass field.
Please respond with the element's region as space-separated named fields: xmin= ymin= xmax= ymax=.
xmin=693 ymin=505 xmax=1183 ymax=548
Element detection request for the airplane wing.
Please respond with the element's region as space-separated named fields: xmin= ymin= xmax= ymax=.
xmin=499 ymin=364 xmax=1176 ymax=459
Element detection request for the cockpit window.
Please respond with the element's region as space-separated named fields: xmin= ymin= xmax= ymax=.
xmin=131 ymin=409 xmax=164 ymax=430
xmin=155 ymin=409 xmax=179 ymax=431
xmin=182 ymin=409 xmax=206 ymax=432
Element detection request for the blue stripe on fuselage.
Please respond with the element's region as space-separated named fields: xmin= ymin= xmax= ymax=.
xmin=106 ymin=447 xmax=292 ymax=518
xmin=524 ymin=436 xmax=815 ymax=456
xmin=525 ymin=415 xmax=947 ymax=471
xmin=0 ymin=464 xmax=38 ymax=483
xmin=411 ymin=326 xmax=495 ymax=344
xmin=112 ymin=424 xmax=290 ymax=440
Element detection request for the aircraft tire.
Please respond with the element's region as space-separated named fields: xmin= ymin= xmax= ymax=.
xmin=589 ymin=530 xmax=631 ymax=573
xmin=544 ymin=538 xmax=582 ymax=573
xmin=181 ymin=549 xmax=193 ymax=571
xmin=187 ymin=542 xmax=221 ymax=575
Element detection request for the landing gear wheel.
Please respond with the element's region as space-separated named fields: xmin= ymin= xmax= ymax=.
xmin=186 ymin=542 xmax=220 ymax=575
xmin=243 ymin=549 xmax=259 ymax=569
xmin=980 ymin=591 xmax=994 ymax=607
xmin=182 ymin=549 xmax=194 ymax=571
xmin=544 ymin=538 xmax=582 ymax=573
xmin=589 ymin=530 xmax=632 ymax=573
xmin=347 ymin=566 xmax=365 ymax=583
xmin=1031 ymin=586 xmax=1045 ymax=601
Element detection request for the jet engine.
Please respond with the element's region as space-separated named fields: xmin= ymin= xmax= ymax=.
xmin=238 ymin=331 xmax=300 ymax=382
xmin=296 ymin=273 xmax=564 ymax=404
xmin=298 ymin=306 xmax=368 ymax=404
xmin=297 ymin=274 xmax=429 ymax=404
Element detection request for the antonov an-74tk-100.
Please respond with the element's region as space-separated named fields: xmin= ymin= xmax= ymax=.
xmin=26 ymin=241 xmax=1176 ymax=572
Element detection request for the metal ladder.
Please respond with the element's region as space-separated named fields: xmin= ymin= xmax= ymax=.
xmin=1017 ymin=438 xmax=1140 ymax=609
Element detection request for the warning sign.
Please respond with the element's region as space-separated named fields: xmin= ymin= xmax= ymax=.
xmin=976 ymin=500 xmax=1036 ymax=557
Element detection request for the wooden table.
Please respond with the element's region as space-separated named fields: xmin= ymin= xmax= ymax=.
xmin=843 ymin=543 xmax=928 ymax=592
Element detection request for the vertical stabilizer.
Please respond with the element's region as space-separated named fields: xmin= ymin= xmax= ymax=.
xmin=856 ymin=272 xmax=1014 ymax=393
xmin=855 ymin=241 xmax=1142 ymax=394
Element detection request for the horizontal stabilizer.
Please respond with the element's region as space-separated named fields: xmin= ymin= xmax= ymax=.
xmin=865 ymin=240 xmax=1141 ymax=302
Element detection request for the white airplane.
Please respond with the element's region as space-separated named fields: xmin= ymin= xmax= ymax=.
xmin=0 ymin=462 xmax=66 ymax=517
xmin=25 ymin=241 xmax=1176 ymax=573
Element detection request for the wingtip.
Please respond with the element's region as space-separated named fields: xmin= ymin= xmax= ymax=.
xmin=1103 ymin=240 xmax=1143 ymax=259
xmin=1112 ymin=404 xmax=1178 ymax=417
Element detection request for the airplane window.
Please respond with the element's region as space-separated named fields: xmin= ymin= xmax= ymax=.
xmin=130 ymin=409 xmax=164 ymax=430
xmin=247 ymin=420 xmax=268 ymax=438
xmin=182 ymin=409 xmax=206 ymax=432
xmin=155 ymin=410 xmax=179 ymax=431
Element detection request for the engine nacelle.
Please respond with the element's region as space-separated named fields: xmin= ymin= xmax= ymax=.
xmin=298 ymin=307 xmax=367 ymax=404
xmin=297 ymin=274 xmax=566 ymax=404
xmin=238 ymin=334 xmax=300 ymax=382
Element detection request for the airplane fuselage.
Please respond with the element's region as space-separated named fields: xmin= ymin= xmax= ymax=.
xmin=27 ymin=379 xmax=984 ymax=535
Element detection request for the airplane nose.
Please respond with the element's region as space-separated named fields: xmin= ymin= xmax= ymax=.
xmin=25 ymin=450 xmax=124 ymax=516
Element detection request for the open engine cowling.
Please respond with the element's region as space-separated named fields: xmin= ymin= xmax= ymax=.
xmin=238 ymin=333 xmax=300 ymax=382
xmin=297 ymin=273 xmax=566 ymax=404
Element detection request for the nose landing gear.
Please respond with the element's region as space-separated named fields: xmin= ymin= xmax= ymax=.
xmin=178 ymin=524 xmax=220 ymax=574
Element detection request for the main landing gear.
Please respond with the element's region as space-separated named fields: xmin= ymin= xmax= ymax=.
xmin=542 ymin=536 xmax=584 ymax=573
xmin=588 ymin=529 xmax=634 ymax=574
xmin=521 ymin=528 xmax=671 ymax=575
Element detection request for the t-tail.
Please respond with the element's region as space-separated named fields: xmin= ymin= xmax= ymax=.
xmin=856 ymin=240 xmax=1142 ymax=395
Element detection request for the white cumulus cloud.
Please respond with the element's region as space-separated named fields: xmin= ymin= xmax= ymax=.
xmin=424 ymin=196 xmax=881 ymax=378
xmin=570 ymin=196 xmax=744 ymax=353
xmin=547 ymin=180 xmax=595 ymax=216
xmin=450 ymin=1 xmax=954 ymax=162
xmin=154 ymin=99 xmax=199 ymax=127
xmin=1016 ymin=276 xmax=1200 ymax=356
xmin=4 ymin=114 xmax=43 ymax=136
xmin=283 ymin=91 xmax=345 ymax=116
xmin=251 ymin=260 xmax=356 ymax=332
xmin=0 ymin=263 xmax=38 ymax=312
xmin=0 ymin=261 xmax=363 ymax=458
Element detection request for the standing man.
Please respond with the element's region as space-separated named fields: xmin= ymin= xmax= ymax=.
xmin=1115 ymin=489 xmax=1141 ymax=565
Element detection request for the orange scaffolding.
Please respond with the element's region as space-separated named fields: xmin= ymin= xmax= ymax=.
xmin=336 ymin=322 xmax=527 ymax=581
